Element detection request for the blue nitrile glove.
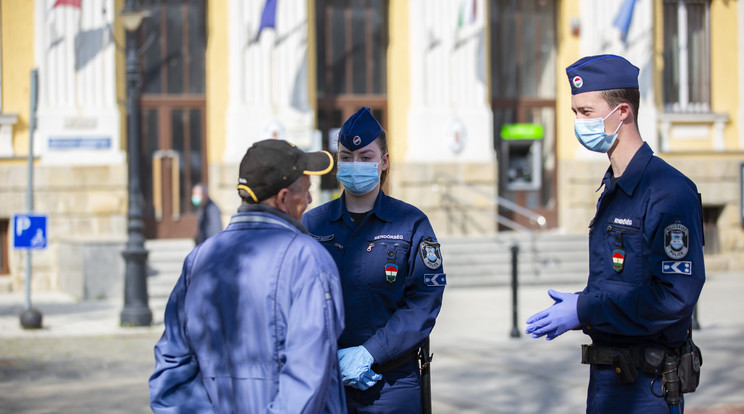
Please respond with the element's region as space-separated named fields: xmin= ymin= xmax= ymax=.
xmin=525 ymin=289 xmax=580 ymax=340
xmin=337 ymin=346 xmax=382 ymax=389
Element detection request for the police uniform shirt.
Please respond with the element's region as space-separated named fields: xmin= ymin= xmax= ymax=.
xmin=577 ymin=142 xmax=705 ymax=348
xmin=302 ymin=190 xmax=446 ymax=366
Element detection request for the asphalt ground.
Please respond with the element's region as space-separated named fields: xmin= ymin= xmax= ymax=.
xmin=0 ymin=271 xmax=743 ymax=413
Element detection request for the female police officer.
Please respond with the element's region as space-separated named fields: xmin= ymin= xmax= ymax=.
xmin=302 ymin=107 xmax=446 ymax=413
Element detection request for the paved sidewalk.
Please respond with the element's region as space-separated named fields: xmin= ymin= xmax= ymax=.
xmin=0 ymin=271 xmax=742 ymax=413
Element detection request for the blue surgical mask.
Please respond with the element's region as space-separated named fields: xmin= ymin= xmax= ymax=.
xmin=336 ymin=160 xmax=381 ymax=195
xmin=574 ymin=105 xmax=623 ymax=153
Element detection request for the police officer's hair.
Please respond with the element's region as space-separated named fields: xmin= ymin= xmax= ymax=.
xmin=374 ymin=131 xmax=389 ymax=186
xmin=600 ymin=88 xmax=640 ymax=127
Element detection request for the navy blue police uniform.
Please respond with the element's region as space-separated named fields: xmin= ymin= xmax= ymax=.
xmin=569 ymin=56 xmax=705 ymax=413
xmin=302 ymin=109 xmax=445 ymax=414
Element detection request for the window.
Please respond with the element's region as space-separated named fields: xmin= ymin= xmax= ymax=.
xmin=662 ymin=0 xmax=711 ymax=112
xmin=0 ymin=219 xmax=9 ymax=274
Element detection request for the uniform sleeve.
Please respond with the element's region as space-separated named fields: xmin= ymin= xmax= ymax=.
xmin=149 ymin=251 xmax=215 ymax=414
xmin=577 ymin=188 xmax=705 ymax=341
xmin=364 ymin=217 xmax=445 ymax=365
xmin=268 ymin=241 xmax=346 ymax=414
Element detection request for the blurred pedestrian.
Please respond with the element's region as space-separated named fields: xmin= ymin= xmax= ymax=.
xmin=150 ymin=139 xmax=346 ymax=413
xmin=525 ymin=55 xmax=705 ymax=413
xmin=191 ymin=183 xmax=222 ymax=245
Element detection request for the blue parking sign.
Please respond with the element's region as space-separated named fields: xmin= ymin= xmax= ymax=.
xmin=13 ymin=214 xmax=48 ymax=249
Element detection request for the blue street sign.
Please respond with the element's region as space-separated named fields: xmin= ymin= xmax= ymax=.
xmin=13 ymin=214 xmax=48 ymax=249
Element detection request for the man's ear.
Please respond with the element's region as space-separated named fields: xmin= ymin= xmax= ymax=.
xmin=274 ymin=188 xmax=290 ymax=214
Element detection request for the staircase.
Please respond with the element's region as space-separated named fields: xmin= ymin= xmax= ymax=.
xmin=439 ymin=232 xmax=589 ymax=287
xmin=145 ymin=239 xmax=195 ymax=320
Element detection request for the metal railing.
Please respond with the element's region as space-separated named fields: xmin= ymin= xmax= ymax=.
xmin=431 ymin=172 xmax=547 ymax=235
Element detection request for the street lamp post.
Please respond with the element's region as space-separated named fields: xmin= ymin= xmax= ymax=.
xmin=119 ymin=0 xmax=152 ymax=327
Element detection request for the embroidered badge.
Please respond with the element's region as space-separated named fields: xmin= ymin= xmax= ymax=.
xmin=419 ymin=241 xmax=442 ymax=270
xmin=385 ymin=263 xmax=398 ymax=283
xmin=662 ymin=261 xmax=692 ymax=275
xmin=424 ymin=273 xmax=447 ymax=287
xmin=353 ymin=135 xmax=362 ymax=146
xmin=664 ymin=223 xmax=689 ymax=259
xmin=612 ymin=249 xmax=625 ymax=272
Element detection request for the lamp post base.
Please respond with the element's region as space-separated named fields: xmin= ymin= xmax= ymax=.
xmin=120 ymin=305 xmax=152 ymax=327
xmin=20 ymin=308 xmax=43 ymax=329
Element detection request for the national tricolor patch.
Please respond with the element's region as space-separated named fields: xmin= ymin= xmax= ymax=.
xmin=385 ymin=263 xmax=398 ymax=283
xmin=612 ymin=249 xmax=625 ymax=272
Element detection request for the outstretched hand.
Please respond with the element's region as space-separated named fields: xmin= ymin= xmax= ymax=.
xmin=525 ymin=289 xmax=580 ymax=340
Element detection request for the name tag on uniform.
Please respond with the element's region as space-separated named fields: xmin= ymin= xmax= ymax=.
xmin=662 ymin=261 xmax=691 ymax=275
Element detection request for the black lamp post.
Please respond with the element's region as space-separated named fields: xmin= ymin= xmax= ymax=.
xmin=119 ymin=0 xmax=152 ymax=327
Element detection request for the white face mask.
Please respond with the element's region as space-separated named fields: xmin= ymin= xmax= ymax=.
xmin=573 ymin=104 xmax=623 ymax=153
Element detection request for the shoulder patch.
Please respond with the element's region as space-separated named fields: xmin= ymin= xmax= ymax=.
xmin=424 ymin=273 xmax=446 ymax=287
xmin=664 ymin=223 xmax=689 ymax=259
xmin=419 ymin=240 xmax=442 ymax=270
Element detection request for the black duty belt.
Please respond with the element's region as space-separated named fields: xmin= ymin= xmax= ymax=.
xmin=371 ymin=349 xmax=418 ymax=373
xmin=581 ymin=344 xmax=667 ymax=377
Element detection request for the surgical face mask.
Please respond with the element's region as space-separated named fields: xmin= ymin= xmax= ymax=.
xmin=191 ymin=195 xmax=203 ymax=207
xmin=336 ymin=160 xmax=382 ymax=195
xmin=573 ymin=105 xmax=623 ymax=153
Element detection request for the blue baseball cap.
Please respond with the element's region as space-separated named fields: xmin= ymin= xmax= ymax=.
xmin=566 ymin=54 xmax=639 ymax=95
xmin=337 ymin=107 xmax=383 ymax=151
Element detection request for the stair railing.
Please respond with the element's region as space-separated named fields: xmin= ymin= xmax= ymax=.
xmin=432 ymin=172 xmax=547 ymax=235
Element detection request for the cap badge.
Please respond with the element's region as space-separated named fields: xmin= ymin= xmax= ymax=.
xmin=572 ymin=76 xmax=583 ymax=89
xmin=353 ymin=136 xmax=362 ymax=146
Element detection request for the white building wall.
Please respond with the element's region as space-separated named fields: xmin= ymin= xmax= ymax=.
xmin=224 ymin=0 xmax=314 ymax=164
xmin=33 ymin=0 xmax=123 ymax=165
xmin=406 ymin=0 xmax=493 ymax=163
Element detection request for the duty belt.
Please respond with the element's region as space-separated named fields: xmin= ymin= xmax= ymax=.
xmin=581 ymin=344 xmax=668 ymax=383
xmin=371 ymin=349 xmax=419 ymax=373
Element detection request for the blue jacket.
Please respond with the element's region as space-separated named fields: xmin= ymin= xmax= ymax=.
xmin=302 ymin=191 xmax=445 ymax=367
xmin=150 ymin=205 xmax=346 ymax=414
xmin=577 ymin=143 xmax=705 ymax=348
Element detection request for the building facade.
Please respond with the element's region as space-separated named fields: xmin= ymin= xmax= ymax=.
xmin=0 ymin=0 xmax=742 ymax=294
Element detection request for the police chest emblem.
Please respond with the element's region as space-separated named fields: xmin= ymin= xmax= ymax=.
xmin=664 ymin=223 xmax=689 ymax=259
xmin=612 ymin=249 xmax=625 ymax=272
xmin=385 ymin=263 xmax=398 ymax=283
xmin=419 ymin=241 xmax=442 ymax=270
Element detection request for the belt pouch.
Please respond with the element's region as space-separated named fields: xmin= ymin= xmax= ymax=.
xmin=678 ymin=337 xmax=702 ymax=393
xmin=611 ymin=349 xmax=638 ymax=384
xmin=642 ymin=348 xmax=666 ymax=376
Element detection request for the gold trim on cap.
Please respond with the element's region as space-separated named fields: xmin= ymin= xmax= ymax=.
xmin=237 ymin=184 xmax=259 ymax=203
xmin=304 ymin=151 xmax=334 ymax=175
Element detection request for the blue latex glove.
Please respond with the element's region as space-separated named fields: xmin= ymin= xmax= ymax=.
xmin=337 ymin=346 xmax=382 ymax=390
xmin=525 ymin=289 xmax=580 ymax=340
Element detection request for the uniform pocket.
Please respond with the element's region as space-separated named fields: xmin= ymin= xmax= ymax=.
xmin=604 ymin=219 xmax=643 ymax=284
xmin=364 ymin=240 xmax=411 ymax=289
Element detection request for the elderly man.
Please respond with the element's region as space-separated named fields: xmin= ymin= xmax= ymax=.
xmin=150 ymin=139 xmax=345 ymax=413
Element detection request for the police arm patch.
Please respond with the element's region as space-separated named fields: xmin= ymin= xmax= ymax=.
xmin=419 ymin=240 xmax=442 ymax=270
xmin=662 ymin=261 xmax=692 ymax=275
xmin=664 ymin=223 xmax=689 ymax=259
xmin=424 ymin=273 xmax=446 ymax=287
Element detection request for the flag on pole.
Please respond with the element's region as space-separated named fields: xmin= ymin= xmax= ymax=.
xmin=53 ymin=0 xmax=81 ymax=7
xmin=457 ymin=0 xmax=476 ymax=29
xmin=613 ymin=0 xmax=637 ymax=43
xmin=255 ymin=0 xmax=277 ymax=41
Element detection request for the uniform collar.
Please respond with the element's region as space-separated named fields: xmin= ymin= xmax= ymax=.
xmin=599 ymin=142 xmax=653 ymax=197
xmin=330 ymin=190 xmax=394 ymax=223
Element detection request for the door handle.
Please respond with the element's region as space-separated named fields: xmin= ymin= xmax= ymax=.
xmin=152 ymin=150 xmax=181 ymax=222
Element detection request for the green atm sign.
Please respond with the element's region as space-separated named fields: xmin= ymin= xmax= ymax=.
xmin=500 ymin=123 xmax=544 ymax=140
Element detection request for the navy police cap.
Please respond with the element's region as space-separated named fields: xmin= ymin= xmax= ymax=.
xmin=338 ymin=107 xmax=383 ymax=151
xmin=566 ymin=54 xmax=639 ymax=95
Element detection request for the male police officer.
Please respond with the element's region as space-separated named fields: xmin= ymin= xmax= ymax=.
xmin=150 ymin=139 xmax=346 ymax=413
xmin=525 ymin=55 xmax=705 ymax=413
